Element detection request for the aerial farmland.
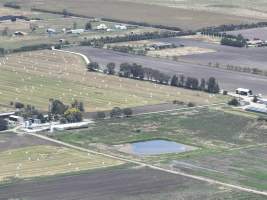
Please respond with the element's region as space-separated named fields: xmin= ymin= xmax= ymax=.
xmin=1 ymin=1 xmax=267 ymax=199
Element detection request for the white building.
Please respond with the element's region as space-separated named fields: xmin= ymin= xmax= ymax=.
xmin=67 ymin=29 xmax=85 ymax=34
xmin=236 ymin=88 xmax=253 ymax=96
xmin=114 ymin=24 xmax=127 ymax=30
xmin=96 ymin=24 xmax=108 ymax=30
xmin=247 ymin=39 xmax=264 ymax=47
xmin=50 ymin=121 xmax=91 ymax=132
xmin=47 ymin=28 xmax=56 ymax=34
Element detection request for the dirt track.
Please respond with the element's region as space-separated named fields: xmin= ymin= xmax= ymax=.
xmin=69 ymin=46 xmax=267 ymax=94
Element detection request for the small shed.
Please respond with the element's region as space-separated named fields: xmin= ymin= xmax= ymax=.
xmin=236 ymin=88 xmax=252 ymax=96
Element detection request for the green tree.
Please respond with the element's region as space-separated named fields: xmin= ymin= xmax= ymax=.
xmin=85 ymin=22 xmax=92 ymax=30
xmin=207 ymin=77 xmax=220 ymax=93
xmin=199 ymin=78 xmax=206 ymax=91
xmin=71 ymin=100 xmax=84 ymax=112
xmin=106 ymin=62 xmax=116 ymax=75
xmin=64 ymin=108 xmax=83 ymax=123
xmin=228 ymin=98 xmax=239 ymax=106
xmin=123 ymin=108 xmax=133 ymax=117
xmin=110 ymin=107 xmax=122 ymax=118
xmin=87 ymin=62 xmax=99 ymax=71
xmin=170 ymin=75 xmax=178 ymax=86
xmin=49 ymin=99 xmax=68 ymax=115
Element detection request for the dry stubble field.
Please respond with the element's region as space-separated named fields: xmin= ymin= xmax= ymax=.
xmin=0 ymin=50 xmax=223 ymax=111
xmin=0 ymin=0 xmax=263 ymax=30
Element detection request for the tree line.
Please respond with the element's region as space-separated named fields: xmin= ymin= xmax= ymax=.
xmin=199 ymin=22 xmax=267 ymax=34
xmin=88 ymin=61 xmax=220 ymax=94
xmin=31 ymin=8 xmax=190 ymax=32
xmin=80 ymin=31 xmax=188 ymax=48
xmin=221 ymin=34 xmax=247 ymax=47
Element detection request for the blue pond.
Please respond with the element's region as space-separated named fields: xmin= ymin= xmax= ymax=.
xmin=131 ymin=140 xmax=194 ymax=156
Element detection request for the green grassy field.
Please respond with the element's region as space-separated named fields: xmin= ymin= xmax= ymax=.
xmin=0 ymin=50 xmax=226 ymax=111
xmin=50 ymin=107 xmax=267 ymax=191
xmin=172 ymin=145 xmax=267 ymax=191
xmin=51 ymin=108 xmax=267 ymax=148
xmin=0 ymin=145 xmax=123 ymax=182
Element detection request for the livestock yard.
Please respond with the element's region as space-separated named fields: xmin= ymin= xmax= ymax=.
xmin=0 ymin=50 xmax=224 ymax=111
xmin=0 ymin=0 xmax=265 ymax=30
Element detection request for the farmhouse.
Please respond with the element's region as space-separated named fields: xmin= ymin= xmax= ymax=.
xmin=47 ymin=28 xmax=56 ymax=34
xmin=246 ymin=39 xmax=265 ymax=47
xmin=67 ymin=29 xmax=85 ymax=34
xmin=9 ymin=115 xmax=24 ymax=124
xmin=96 ymin=23 xmax=107 ymax=30
xmin=258 ymin=98 xmax=267 ymax=105
xmin=50 ymin=121 xmax=92 ymax=132
xmin=0 ymin=112 xmax=15 ymax=119
xmin=236 ymin=88 xmax=252 ymax=96
xmin=115 ymin=24 xmax=127 ymax=30
xmin=245 ymin=104 xmax=267 ymax=114
xmin=13 ymin=31 xmax=27 ymax=36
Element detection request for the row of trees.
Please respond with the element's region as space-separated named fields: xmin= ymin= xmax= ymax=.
xmin=221 ymin=34 xmax=247 ymax=47
xmin=200 ymin=22 xmax=267 ymax=34
xmin=81 ymin=31 xmax=186 ymax=48
xmin=96 ymin=107 xmax=133 ymax=119
xmin=4 ymin=2 xmax=21 ymax=9
xmin=170 ymin=75 xmax=220 ymax=93
xmin=87 ymin=61 xmax=220 ymax=94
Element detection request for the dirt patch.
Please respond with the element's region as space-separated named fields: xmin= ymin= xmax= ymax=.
xmin=0 ymin=132 xmax=56 ymax=152
xmin=147 ymin=47 xmax=216 ymax=58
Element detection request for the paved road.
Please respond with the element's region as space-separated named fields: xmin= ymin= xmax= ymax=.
xmin=69 ymin=46 xmax=267 ymax=94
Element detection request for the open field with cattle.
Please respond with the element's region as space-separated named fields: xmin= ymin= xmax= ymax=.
xmin=70 ymin=46 xmax=267 ymax=94
xmin=0 ymin=50 xmax=225 ymax=111
xmin=1 ymin=166 xmax=265 ymax=200
xmin=0 ymin=0 xmax=263 ymax=30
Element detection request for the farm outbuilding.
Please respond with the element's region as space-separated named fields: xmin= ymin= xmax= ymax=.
xmin=67 ymin=29 xmax=85 ymax=34
xmin=96 ymin=24 xmax=107 ymax=30
xmin=0 ymin=112 xmax=15 ymax=119
xmin=236 ymin=88 xmax=252 ymax=96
